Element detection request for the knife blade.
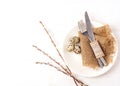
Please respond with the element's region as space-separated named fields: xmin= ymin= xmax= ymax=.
xmin=85 ymin=12 xmax=95 ymax=41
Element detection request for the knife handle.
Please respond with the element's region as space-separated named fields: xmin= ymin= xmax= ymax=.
xmin=90 ymin=40 xmax=105 ymax=59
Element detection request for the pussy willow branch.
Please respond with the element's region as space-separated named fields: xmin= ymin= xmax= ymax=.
xmin=39 ymin=21 xmax=73 ymax=76
xmin=36 ymin=62 xmax=85 ymax=86
xmin=36 ymin=62 xmax=83 ymax=86
xmin=33 ymin=21 xmax=87 ymax=86
xmin=39 ymin=21 xmax=86 ymax=86
xmin=37 ymin=63 xmax=78 ymax=86
xmin=33 ymin=45 xmax=80 ymax=86
xmin=40 ymin=21 xmax=73 ymax=79
xmin=37 ymin=61 xmax=87 ymax=86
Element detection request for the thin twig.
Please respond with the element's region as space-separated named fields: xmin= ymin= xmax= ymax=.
xmin=33 ymin=46 xmax=86 ymax=86
xmin=36 ymin=62 xmax=85 ymax=86
xmin=39 ymin=21 xmax=73 ymax=75
xmin=68 ymin=73 xmax=85 ymax=86
xmin=39 ymin=21 xmax=72 ymax=70
xmin=39 ymin=21 xmax=65 ymax=62
xmin=36 ymin=62 xmax=68 ymax=75
xmin=73 ymin=78 xmax=79 ymax=86
xmin=33 ymin=45 xmax=81 ymax=86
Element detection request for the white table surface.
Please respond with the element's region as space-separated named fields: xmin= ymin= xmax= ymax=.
xmin=0 ymin=0 xmax=120 ymax=86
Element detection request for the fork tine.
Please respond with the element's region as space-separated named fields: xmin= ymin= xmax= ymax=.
xmin=78 ymin=20 xmax=87 ymax=33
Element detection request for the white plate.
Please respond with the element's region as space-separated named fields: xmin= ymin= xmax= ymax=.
xmin=63 ymin=21 xmax=118 ymax=77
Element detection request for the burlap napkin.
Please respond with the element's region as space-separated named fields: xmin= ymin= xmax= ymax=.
xmin=78 ymin=25 xmax=116 ymax=69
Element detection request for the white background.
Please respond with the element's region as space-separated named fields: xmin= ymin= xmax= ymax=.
xmin=0 ymin=0 xmax=120 ymax=86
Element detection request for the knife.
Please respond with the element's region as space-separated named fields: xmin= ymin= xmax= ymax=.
xmin=78 ymin=20 xmax=105 ymax=67
xmin=85 ymin=11 xmax=107 ymax=67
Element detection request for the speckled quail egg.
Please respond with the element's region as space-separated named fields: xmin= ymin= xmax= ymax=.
xmin=70 ymin=36 xmax=80 ymax=44
xmin=66 ymin=43 xmax=75 ymax=52
xmin=73 ymin=45 xmax=81 ymax=54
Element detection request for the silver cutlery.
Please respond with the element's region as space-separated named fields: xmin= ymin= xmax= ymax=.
xmin=78 ymin=12 xmax=107 ymax=68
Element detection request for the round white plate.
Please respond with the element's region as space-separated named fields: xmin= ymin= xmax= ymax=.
xmin=63 ymin=21 xmax=118 ymax=77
